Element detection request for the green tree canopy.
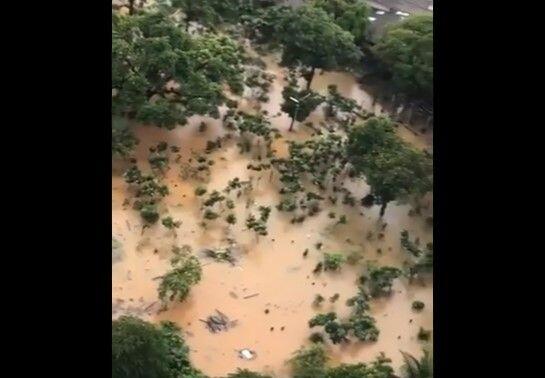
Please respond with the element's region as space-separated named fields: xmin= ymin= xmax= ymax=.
xmin=112 ymin=316 xmax=172 ymax=378
xmin=312 ymin=0 xmax=371 ymax=46
xmin=112 ymin=11 xmax=243 ymax=129
xmin=277 ymin=5 xmax=362 ymax=88
xmin=281 ymin=83 xmax=325 ymax=129
xmin=112 ymin=316 xmax=205 ymax=378
xmin=158 ymin=248 xmax=202 ymax=307
xmin=373 ymin=14 xmax=433 ymax=100
xmin=170 ymin=0 xmax=220 ymax=30
xmin=347 ymin=117 xmax=432 ymax=216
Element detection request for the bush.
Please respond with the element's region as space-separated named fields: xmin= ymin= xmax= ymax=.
xmin=323 ymin=253 xmax=346 ymax=271
xmin=158 ymin=251 xmax=202 ymax=307
xmin=195 ymin=187 xmax=207 ymax=196
xmin=162 ymin=216 xmax=181 ymax=229
xmin=140 ymin=203 xmax=160 ymax=224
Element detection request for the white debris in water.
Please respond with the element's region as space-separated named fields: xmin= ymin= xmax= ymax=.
xmin=396 ymin=11 xmax=410 ymax=17
xmin=368 ymin=17 xmax=377 ymax=22
xmin=239 ymin=349 xmax=256 ymax=360
xmin=376 ymin=10 xmax=385 ymax=15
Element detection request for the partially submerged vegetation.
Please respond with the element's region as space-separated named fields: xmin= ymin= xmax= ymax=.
xmin=112 ymin=1 xmax=433 ymax=376
xmin=289 ymin=344 xmax=394 ymax=378
xmin=158 ymin=246 xmax=202 ymax=309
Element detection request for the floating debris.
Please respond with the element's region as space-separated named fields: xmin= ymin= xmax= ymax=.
xmin=202 ymin=247 xmax=236 ymax=265
xmin=199 ymin=310 xmax=237 ymax=333
xmin=229 ymin=291 xmax=239 ymax=299
xmin=243 ymin=293 xmax=260 ymax=299
xmin=238 ymin=348 xmax=257 ymax=360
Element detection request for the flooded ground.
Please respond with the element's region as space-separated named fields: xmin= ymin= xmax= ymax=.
xmin=112 ymin=50 xmax=432 ymax=377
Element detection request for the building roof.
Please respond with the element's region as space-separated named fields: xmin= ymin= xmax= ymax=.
xmin=370 ymin=0 xmax=433 ymax=14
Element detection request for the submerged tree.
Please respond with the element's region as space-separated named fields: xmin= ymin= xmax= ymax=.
xmin=323 ymin=253 xmax=346 ymax=271
xmin=373 ymin=14 xmax=433 ymax=100
xmin=158 ymin=247 xmax=202 ymax=308
xmin=112 ymin=10 xmax=243 ymax=128
xmin=365 ymin=264 xmax=402 ymax=297
xmin=281 ymin=82 xmax=325 ymax=131
xmin=277 ymin=5 xmax=362 ymax=89
xmin=123 ymin=165 xmax=169 ymax=223
xmin=347 ymin=117 xmax=432 ymax=216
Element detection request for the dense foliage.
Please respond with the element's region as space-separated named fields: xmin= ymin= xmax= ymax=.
xmin=112 ymin=316 xmax=204 ymax=378
xmin=347 ymin=117 xmax=433 ymax=216
xmin=312 ymin=0 xmax=371 ymax=47
xmin=277 ymin=5 xmax=362 ymax=88
xmin=365 ymin=264 xmax=402 ymax=297
xmin=158 ymin=246 xmax=202 ymax=308
xmin=124 ymin=165 xmax=169 ymax=223
xmin=112 ymin=117 xmax=139 ymax=157
xmin=289 ymin=344 xmax=394 ymax=378
xmin=281 ymin=82 xmax=325 ymax=125
xmin=112 ymin=10 xmax=243 ymax=128
xmin=373 ymin=14 xmax=433 ymax=100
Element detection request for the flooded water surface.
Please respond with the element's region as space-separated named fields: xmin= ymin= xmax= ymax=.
xmin=112 ymin=52 xmax=432 ymax=377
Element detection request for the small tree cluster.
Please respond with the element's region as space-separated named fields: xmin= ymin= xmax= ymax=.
xmin=123 ymin=165 xmax=169 ymax=224
xmin=323 ymin=253 xmax=346 ymax=271
xmin=281 ymin=81 xmax=325 ymax=127
xmin=308 ymin=287 xmax=379 ymax=345
xmin=363 ymin=264 xmax=402 ymax=297
xmin=324 ymin=84 xmax=361 ymax=126
xmin=162 ymin=216 xmax=181 ymax=229
xmin=148 ymin=141 xmax=170 ymax=172
xmin=158 ymin=246 xmax=202 ymax=308
xmin=401 ymin=231 xmax=433 ymax=279
xmin=289 ymin=344 xmax=393 ymax=378
xmin=224 ymin=111 xmax=279 ymax=155
xmin=246 ymin=206 xmax=272 ymax=236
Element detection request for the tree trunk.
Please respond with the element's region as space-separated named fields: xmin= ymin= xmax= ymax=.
xmin=128 ymin=0 xmax=135 ymax=15
xmin=406 ymin=103 xmax=414 ymax=125
xmin=306 ymin=66 xmax=316 ymax=90
xmin=379 ymin=201 xmax=388 ymax=217
xmin=185 ymin=17 xmax=190 ymax=32
xmin=288 ymin=116 xmax=295 ymax=132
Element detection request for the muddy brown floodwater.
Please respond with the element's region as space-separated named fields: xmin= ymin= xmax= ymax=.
xmin=112 ymin=50 xmax=433 ymax=377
